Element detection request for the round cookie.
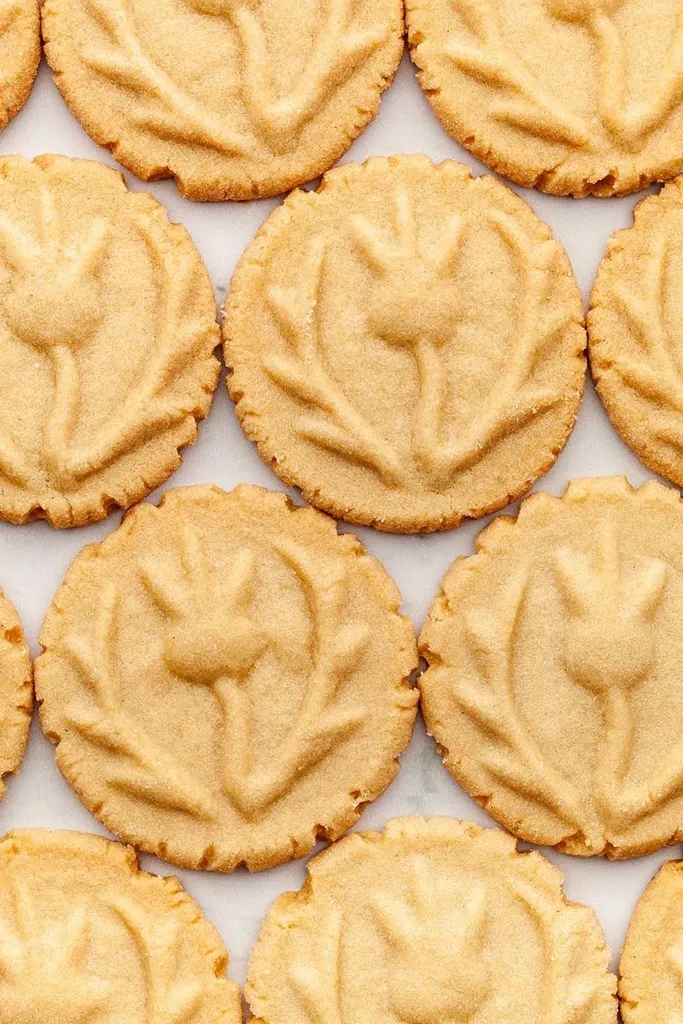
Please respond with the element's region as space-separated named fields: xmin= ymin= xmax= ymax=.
xmin=0 ymin=590 xmax=32 ymax=802
xmin=620 ymin=860 xmax=683 ymax=1024
xmin=224 ymin=155 xmax=586 ymax=534
xmin=589 ymin=177 xmax=683 ymax=487
xmin=419 ymin=476 xmax=683 ymax=859
xmin=246 ymin=816 xmax=617 ymax=1024
xmin=35 ymin=484 xmax=418 ymax=872
xmin=0 ymin=829 xmax=241 ymax=1022
xmin=41 ymin=0 xmax=404 ymax=201
xmin=0 ymin=0 xmax=39 ymax=135
xmin=407 ymin=0 xmax=683 ymax=197
xmin=0 ymin=154 xmax=220 ymax=528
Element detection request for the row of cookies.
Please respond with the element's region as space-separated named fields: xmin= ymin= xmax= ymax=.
xmin=2 ymin=475 xmax=682 ymax=867
xmin=0 ymin=152 xmax=679 ymax=532
xmin=0 ymin=818 xmax=677 ymax=1023
xmin=5 ymin=1 xmax=683 ymax=201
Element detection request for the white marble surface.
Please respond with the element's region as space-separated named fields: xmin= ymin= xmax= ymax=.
xmin=0 ymin=50 xmax=673 ymax=996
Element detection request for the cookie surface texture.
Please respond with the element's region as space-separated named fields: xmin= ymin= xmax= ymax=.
xmin=0 ymin=0 xmax=39 ymax=134
xmin=0 ymin=590 xmax=32 ymax=802
xmin=41 ymin=0 xmax=404 ymax=200
xmin=0 ymin=829 xmax=242 ymax=1023
xmin=406 ymin=0 xmax=683 ymax=197
xmin=35 ymin=484 xmax=418 ymax=871
xmin=224 ymin=155 xmax=586 ymax=533
xmin=0 ymin=155 xmax=220 ymax=528
xmin=620 ymin=860 xmax=683 ymax=1024
xmin=589 ymin=177 xmax=683 ymax=487
xmin=246 ymin=816 xmax=617 ymax=1024
xmin=419 ymin=476 xmax=683 ymax=859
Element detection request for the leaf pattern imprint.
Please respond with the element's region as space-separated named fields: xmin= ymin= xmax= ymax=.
xmin=81 ymin=0 xmax=247 ymax=155
xmin=226 ymin=0 xmax=390 ymax=149
xmin=447 ymin=0 xmax=592 ymax=148
xmin=460 ymin=569 xmax=597 ymax=840
xmin=262 ymin=238 xmax=405 ymax=485
xmin=62 ymin=582 xmax=217 ymax=821
xmin=0 ymin=878 xmax=112 ymax=1023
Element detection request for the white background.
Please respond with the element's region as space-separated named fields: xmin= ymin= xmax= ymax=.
xmin=0 ymin=50 xmax=673 ymax=998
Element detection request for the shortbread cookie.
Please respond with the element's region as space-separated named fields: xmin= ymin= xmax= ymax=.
xmin=407 ymin=1 xmax=683 ymax=197
xmin=35 ymin=484 xmax=418 ymax=872
xmin=0 ymin=590 xmax=31 ymax=802
xmin=42 ymin=0 xmax=404 ymax=201
xmin=246 ymin=816 xmax=617 ymax=1024
xmin=0 ymin=1 xmax=39 ymax=134
xmin=590 ymin=178 xmax=683 ymax=487
xmin=224 ymin=156 xmax=586 ymax=533
xmin=0 ymin=155 xmax=220 ymax=528
xmin=620 ymin=860 xmax=683 ymax=1023
xmin=0 ymin=829 xmax=241 ymax=1022
xmin=419 ymin=476 xmax=683 ymax=859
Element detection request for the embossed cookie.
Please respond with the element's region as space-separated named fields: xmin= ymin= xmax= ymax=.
xmin=0 ymin=829 xmax=241 ymax=1021
xmin=42 ymin=0 xmax=404 ymax=201
xmin=589 ymin=177 xmax=683 ymax=487
xmin=620 ymin=860 xmax=683 ymax=1023
xmin=0 ymin=590 xmax=31 ymax=802
xmin=0 ymin=0 xmax=39 ymax=135
xmin=0 ymin=155 xmax=220 ymax=528
xmin=407 ymin=1 xmax=683 ymax=197
xmin=419 ymin=476 xmax=683 ymax=859
xmin=35 ymin=484 xmax=418 ymax=872
xmin=224 ymin=155 xmax=586 ymax=533
xmin=246 ymin=816 xmax=617 ymax=1024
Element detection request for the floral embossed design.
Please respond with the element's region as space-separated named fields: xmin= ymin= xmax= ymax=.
xmin=141 ymin=522 xmax=369 ymax=819
xmin=0 ymin=167 xmax=218 ymax=512
xmin=556 ymin=526 xmax=667 ymax=823
xmin=261 ymin=189 xmax=569 ymax=494
xmin=0 ymin=880 xmax=111 ymax=1024
xmin=351 ymin=189 xmax=565 ymax=488
xmin=79 ymin=0 xmax=390 ymax=157
xmin=372 ymin=858 xmax=489 ymax=1022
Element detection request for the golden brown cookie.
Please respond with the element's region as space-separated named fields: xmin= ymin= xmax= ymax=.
xmin=419 ymin=476 xmax=683 ymax=859
xmin=246 ymin=816 xmax=617 ymax=1024
xmin=620 ymin=860 xmax=683 ymax=1024
xmin=0 ymin=828 xmax=241 ymax=1022
xmin=407 ymin=0 xmax=683 ymax=197
xmin=224 ymin=155 xmax=586 ymax=534
xmin=35 ymin=484 xmax=418 ymax=872
xmin=0 ymin=154 xmax=220 ymax=528
xmin=42 ymin=0 xmax=404 ymax=201
xmin=589 ymin=177 xmax=683 ymax=486
xmin=0 ymin=1 xmax=39 ymax=134
xmin=0 ymin=590 xmax=32 ymax=802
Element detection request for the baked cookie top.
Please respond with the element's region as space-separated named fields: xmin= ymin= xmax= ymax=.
xmin=0 ymin=155 xmax=220 ymax=528
xmin=42 ymin=0 xmax=404 ymax=201
xmin=246 ymin=816 xmax=617 ymax=1024
xmin=0 ymin=0 xmax=39 ymax=135
xmin=0 ymin=829 xmax=241 ymax=1022
xmin=407 ymin=0 xmax=683 ymax=197
xmin=419 ymin=476 xmax=683 ymax=859
xmin=224 ymin=155 xmax=586 ymax=534
xmin=0 ymin=590 xmax=32 ymax=803
xmin=620 ymin=860 xmax=683 ymax=1024
xmin=35 ymin=484 xmax=418 ymax=872
xmin=590 ymin=177 xmax=683 ymax=487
